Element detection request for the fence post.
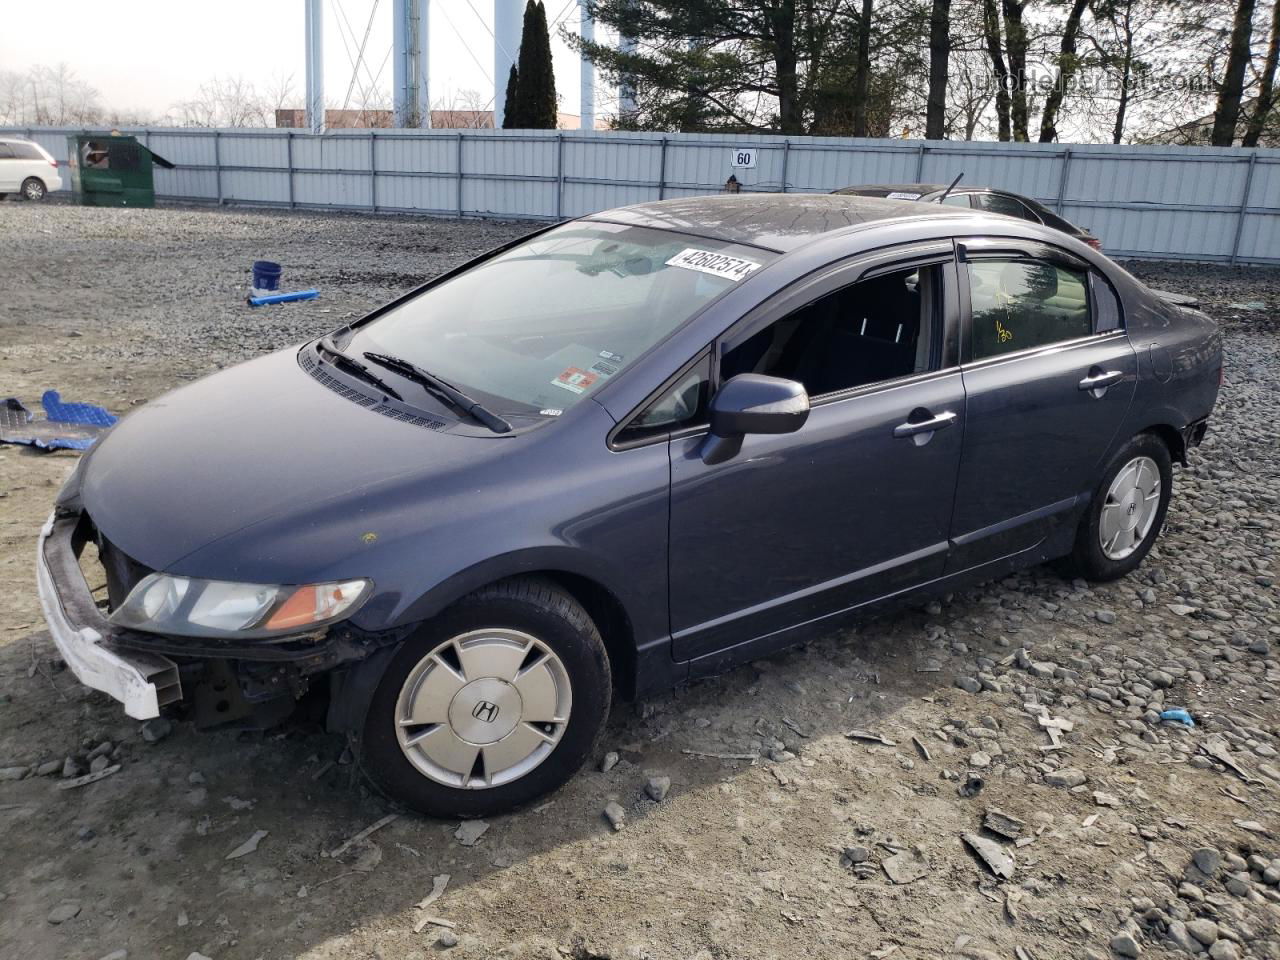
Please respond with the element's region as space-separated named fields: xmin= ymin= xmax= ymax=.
xmin=779 ymin=139 xmax=791 ymax=193
xmin=914 ymin=143 xmax=926 ymax=181
xmin=1229 ymin=152 xmax=1257 ymax=266
xmin=455 ymin=133 xmax=464 ymax=218
xmin=286 ymin=132 xmax=295 ymax=209
xmin=556 ymin=131 xmax=565 ymax=219
xmin=369 ymin=131 xmax=377 ymax=212
xmin=657 ymin=136 xmax=668 ymax=200
xmin=213 ymin=130 xmax=223 ymax=205
xmin=1055 ymin=147 xmax=1072 ymax=214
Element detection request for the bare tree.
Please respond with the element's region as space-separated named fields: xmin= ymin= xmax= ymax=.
xmin=0 ymin=63 xmax=103 ymax=125
xmin=1213 ymin=0 xmax=1258 ymax=144
xmin=432 ymin=88 xmax=496 ymax=128
xmin=925 ymin=0 xmax=952 ymax=137
xmin=1243 ymin=0 xmax=1280 ymax=145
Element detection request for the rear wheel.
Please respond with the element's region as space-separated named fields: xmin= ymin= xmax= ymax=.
xmin=1059 ymin=433 xmax=1172 ymax=581
xmin=21 ymin=177 xmax=46 ymax=201
xmin=359 ymin=577 xmax=611 ymax=817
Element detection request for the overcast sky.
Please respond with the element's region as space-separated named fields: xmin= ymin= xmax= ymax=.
xmin=0 ymin=0 xmax=601 ymax=117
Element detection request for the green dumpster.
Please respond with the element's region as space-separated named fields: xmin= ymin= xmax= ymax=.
xmin=66 ymin=134 xmax=175 ymax=208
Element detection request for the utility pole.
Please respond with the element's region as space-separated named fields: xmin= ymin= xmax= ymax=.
xmin=305 ymin=0 xmax=325 ymax=133
xmin=394 ymin=0 xmax=432 ymax=127
xmin=580 ymin=0 xmax=595 ymax=130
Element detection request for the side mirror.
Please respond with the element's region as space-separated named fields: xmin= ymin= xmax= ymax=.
xmin=701 ymin=374 xmax=810 ymax=465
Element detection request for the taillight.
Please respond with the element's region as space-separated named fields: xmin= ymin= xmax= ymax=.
xmin=48 ymin=160 xmax=57 ymax=169
xmin=1084 ymin=236 xmax=1102 ymax=251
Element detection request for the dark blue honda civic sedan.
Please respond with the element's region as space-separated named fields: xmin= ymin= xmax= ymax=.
xmin=37 ymin=194 xmax=1222 ymax=816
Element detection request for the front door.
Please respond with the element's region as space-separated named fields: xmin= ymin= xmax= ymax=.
xmin=947 ymin=241 xmax=1138 ymax=570
xmin=666 ymin=245 xmax=966 ymax=667
xmin=0 ymin=144 xmax=18 ymax=190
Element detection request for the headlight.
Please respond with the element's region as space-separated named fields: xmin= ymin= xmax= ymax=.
xmin=109 ymin=574 xmax=372 ymax=639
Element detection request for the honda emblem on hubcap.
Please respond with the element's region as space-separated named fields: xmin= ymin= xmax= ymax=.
xmin=472 ymin=700 xmax=500 ymax=723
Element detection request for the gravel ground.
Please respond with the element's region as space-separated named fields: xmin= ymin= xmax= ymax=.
xmin=1 ymin=202 xmax=1279 ymax=960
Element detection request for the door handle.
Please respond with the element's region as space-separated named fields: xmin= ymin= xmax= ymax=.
xmin=893 ymin=410 xmax=957 ymax=440
xmin=1078 ymin=369 xmax=1123 ymax=395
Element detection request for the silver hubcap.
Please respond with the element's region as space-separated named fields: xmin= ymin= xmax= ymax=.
xmin=24 ymin=182 xmax=40 ymax=199
xmin=1099 ymin=456 xmax=1161 ymax=560
xmin=395 ymin=628 xmax=571 ymax=789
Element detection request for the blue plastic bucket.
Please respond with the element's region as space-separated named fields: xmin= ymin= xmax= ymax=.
xmin=252 ymin=260 xmax=282 ymax=291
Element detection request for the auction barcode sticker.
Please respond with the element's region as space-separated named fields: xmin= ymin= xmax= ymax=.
xmin=666 ymin=248 xmax=762 ymax=282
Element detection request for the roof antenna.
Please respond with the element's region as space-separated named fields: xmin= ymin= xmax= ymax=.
xmin=936 ymin=173 xmax=964 ymax=203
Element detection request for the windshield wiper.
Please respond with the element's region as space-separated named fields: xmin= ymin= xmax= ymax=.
xmin=362 ymin=352 xmax=512 ymax=434
xmin=316 ymin=337 xmax=404 ymax=402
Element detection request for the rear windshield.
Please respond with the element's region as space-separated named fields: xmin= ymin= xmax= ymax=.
xmin=1024 ymin=197 xmax=1080 ymax=233
xmin=347 ymin=221 xmax=775 ymax=416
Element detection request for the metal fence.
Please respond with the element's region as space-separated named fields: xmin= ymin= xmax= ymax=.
xmin=7 ymin=125 xmax=1280 ymax=265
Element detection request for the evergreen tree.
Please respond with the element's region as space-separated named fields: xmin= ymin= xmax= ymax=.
xmin=513 ymin=0 xmax=558 ymax=128
xmin=502 ymin=64 xmax=522 ymax=128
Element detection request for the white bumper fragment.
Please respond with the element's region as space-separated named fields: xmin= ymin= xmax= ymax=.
xmin=35 ymin=513 xmax=178 ymax=720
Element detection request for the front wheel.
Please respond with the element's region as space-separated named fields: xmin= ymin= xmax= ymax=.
xmin=1058 ymin=433 xmax=1173 ymax=582
xmin=359 ymin=577 xmax=611 ymax=817
xmin=21 ymin=178 xmax=47 ymax=201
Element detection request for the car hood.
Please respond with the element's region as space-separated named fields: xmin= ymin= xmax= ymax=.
xmin=82 ymin=346 xmax=509 ymax=573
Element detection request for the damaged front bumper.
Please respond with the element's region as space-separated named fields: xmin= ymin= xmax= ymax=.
xmin=36 ymin=509 xmax=400 ymax=724
xmin=36 ymin=511 xmax=181 ymax=719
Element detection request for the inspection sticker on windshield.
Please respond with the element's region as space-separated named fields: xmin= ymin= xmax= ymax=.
xmin=665 ymin=248 xmax=761 ymax=282
xmin=551 ymin=367 xmax=600 ymax=394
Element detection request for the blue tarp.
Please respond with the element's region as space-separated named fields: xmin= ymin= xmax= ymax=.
xmin=0 ymin=390 xmax=117 ymax=451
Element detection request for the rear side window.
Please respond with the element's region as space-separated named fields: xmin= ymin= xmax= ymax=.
xmin=974 ymin=193 xmax=1040 ymax=222
xmin=1092 ymin=273 xmax=1123 ymax=331
xmin=9 ymin=141 xmax=44 ymax=160
xmin=940 ymin=193 xmax=972 ymax=208
xmin=967 ymin=259 xmax=1091 ymax=360
xmin=0 ymin=144 xmax=13 ymax=159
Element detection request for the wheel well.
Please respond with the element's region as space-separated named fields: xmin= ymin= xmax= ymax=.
xmin=537 ymin=571 xmax=637 ymax=701
xmin=1142 ymin=424 xmax=1186 ymax=466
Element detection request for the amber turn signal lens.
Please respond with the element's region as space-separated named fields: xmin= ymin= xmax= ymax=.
xmin=264 ymin=581 xmax=368 ymax=631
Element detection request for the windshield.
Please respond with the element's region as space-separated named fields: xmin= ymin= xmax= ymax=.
xmin=345 ymin=221 xmax=775 ymax=416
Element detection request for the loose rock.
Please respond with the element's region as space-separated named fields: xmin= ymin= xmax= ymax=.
xmin=644 ymin=775 xmax=671 ymax=803
xmin=603 ymin=801 xmax=626 ymax=831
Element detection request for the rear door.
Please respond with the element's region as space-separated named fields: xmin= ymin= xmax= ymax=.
xmin=663 ymin=242 xmax=967 ymax=666
xmin=948 ymin=239 xmax=1137 ymax=571
xmin=10 ymin=140 xmax=50 ymax=188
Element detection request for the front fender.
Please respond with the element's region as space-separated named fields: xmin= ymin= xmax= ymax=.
xmin=390 ymin=545 xmax=644 ymax=629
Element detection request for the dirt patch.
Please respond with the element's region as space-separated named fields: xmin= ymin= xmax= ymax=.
xmin=0 ymin=203 xmax=1277 ymax=960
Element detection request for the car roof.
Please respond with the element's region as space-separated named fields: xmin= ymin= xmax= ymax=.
xmin=832 ymin=183 xmax=954 ymax=197
xmin=587 ymin=193 xmax=972 ymax=253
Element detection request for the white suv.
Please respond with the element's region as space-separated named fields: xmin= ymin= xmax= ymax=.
xmin=0 ymin=137 xmax=62 ymax=200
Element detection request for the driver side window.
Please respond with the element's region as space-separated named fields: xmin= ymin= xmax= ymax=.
xmin=720 ymin=264 xmax=941 ymax=397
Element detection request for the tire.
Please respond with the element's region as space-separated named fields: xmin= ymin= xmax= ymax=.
xmin=360 ymin=577 xmax=611 ymax=817
xmin=21 ymin=178 xmax=46 ymax=201
xmin=1058 ymin=432 xmax=1173 ymax=582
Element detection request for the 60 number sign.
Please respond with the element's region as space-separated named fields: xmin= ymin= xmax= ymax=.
xmin=730 ymin=148 xmax=757 ymax=169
